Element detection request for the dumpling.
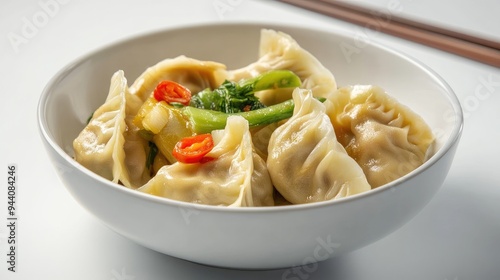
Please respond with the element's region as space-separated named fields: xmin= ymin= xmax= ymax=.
xmin=228 ymin=29 xmax=337 ymax=105
xmin=267 ymin=88 xmax=371 ymax=204
xmin=138 ymin=116 xmax=274 ymax=207
xmin=250 ymin=121 xmax=283 ymax=161
xmin=129 ymin=55 xmax=228 ymax=101
xmin=73 ymin=70 xmax=151 ymax=188
xmin=325 ymin=85 xmax=435 ymax=188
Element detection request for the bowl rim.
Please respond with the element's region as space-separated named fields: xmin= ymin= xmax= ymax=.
xmin=37 ymin=21 xmax=464 ymax=214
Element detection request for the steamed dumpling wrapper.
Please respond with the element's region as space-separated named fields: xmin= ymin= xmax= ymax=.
xmin=250 ymin=121 xmax=283 ymax=161
xmin=129 ymin=55 xmax=228 ymax=101
xmin=233 ymin=28 xmax=338 ymax=160
xmin=325 ymin=85 xmax=435 ymax=188
xmin=228 ymin=29 xmax=337 ymax=106
xmin=267 ymin=88 xmax=371 ymax=204
xmin=138 ymin=116 xmax=274 ymax=207
xmin=73 ymin=70 xmax=151 ymax=188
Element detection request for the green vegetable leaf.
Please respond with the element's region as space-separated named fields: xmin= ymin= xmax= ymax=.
xmin=146 ymin=141 xmax=158 ymax=170
xmin=189 ymin=70 xmax=301 ymax=114
xmin=190 ymin=80 xmax=265 ymax=113
xmin=86 ymin=112 xmax=94 ymax=124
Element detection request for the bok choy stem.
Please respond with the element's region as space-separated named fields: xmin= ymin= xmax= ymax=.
xmin=182 ymin=97 xmax=325 ymax=134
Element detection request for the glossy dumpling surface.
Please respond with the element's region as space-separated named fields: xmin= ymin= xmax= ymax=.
xmin=228 ymin=29 xmax=337 ymax=105
xmin=325 ymin=85 xmax=435 ymax=188
xmin=138 ymin=116 xmax=274 ymax=207
xmin=73 ymin=70 xmax=150 ymax=188
xmin=267 ymin=88 xmax=371 ymax=204
xmin=129 ymin=55 xmax=228 ymax=101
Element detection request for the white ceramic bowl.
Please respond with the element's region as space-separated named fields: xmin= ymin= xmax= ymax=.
xmin=38 ymin=23 xmax=463 ymax=269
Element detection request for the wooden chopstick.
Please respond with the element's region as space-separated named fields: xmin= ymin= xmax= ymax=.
xmin=278 ymin=0 xmax=500 ymax=67
xmin=320 ymin=0 xmax=500 ymax=50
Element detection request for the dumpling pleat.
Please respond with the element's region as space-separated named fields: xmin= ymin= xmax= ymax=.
xmin=267 ymin=88 xmax=371 ymax=204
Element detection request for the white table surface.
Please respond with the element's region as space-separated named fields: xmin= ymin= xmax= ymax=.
xmin=1 ymin=0 xmax=499 ymax=279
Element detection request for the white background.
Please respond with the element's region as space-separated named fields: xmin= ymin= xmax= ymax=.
xmin=1 ymin=0 xmax=499 ymax=279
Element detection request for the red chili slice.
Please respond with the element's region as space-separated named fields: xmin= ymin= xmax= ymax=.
xmin=172 ymin=134 xmax=214 ymax=164
xmin=153 ymin=80 xmax=191 ymax=106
